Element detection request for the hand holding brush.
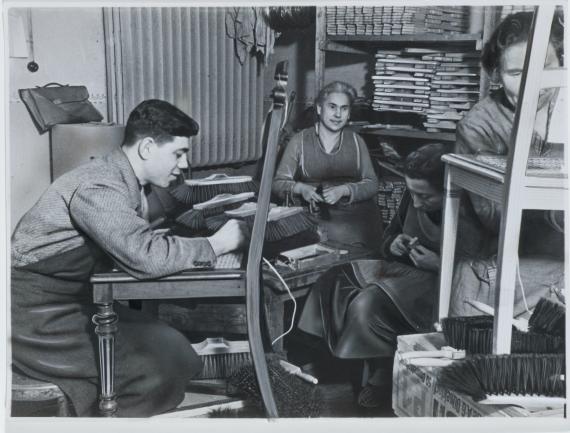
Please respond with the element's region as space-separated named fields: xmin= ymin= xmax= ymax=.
xmin=207 ymin=219 xmax=249 ymax=256
xmin=389 ymin=234 xmax=416 ymax=256
xmin=406 ymin=240 xmax=440 ymax=272
xmin=294 ymin=182 xmax=323 ymax=204
xmin=322 ymin=184 xmax=350 ymax=205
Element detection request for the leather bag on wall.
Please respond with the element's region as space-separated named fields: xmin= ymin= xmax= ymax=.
xmin=19 ymin=82 xmax=103 ymax=134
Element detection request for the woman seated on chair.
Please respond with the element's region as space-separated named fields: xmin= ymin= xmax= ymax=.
xmin=451 ymin=10 xmax=565 ymax=316
xmin=297 ymin=143 xmax=495 ymax=409
xmin=272 ymin=81 xmax=383 ymax=251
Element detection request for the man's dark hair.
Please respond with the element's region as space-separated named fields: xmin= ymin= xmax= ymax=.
xmin=482 ymin=10 xmax=564 ymax=76
xmin=403 ymin=143 xmax=448 ymax=191
xmin=122 ymin=99 xmax=199 ymax=147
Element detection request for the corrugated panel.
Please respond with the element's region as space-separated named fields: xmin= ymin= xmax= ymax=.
xmin=116 ymin=7 xmax=264 ymax=167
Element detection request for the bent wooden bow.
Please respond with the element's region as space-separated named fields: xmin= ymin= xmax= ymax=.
xmin=246 ymin=61 xmax=289 ymax=418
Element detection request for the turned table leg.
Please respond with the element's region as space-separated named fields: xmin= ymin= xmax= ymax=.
xmin=438 ymin=166 xmax=461 ymax=321
xmin=92 ymin=302 xmax=118 ymax=417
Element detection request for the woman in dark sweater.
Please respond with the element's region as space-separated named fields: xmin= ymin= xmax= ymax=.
xmin=297 ymin=143 xmax=495 ymax=408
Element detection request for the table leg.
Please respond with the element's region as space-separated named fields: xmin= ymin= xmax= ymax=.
xmin=92 ymin=303 xmax=118 ymax=417
xmin=493 ymin=205 xmax=523 ymax=354
xmin=438 ymin=166 xmax=461 ymax=320
xmin=265 ymin=295 xmax=286 ymax=355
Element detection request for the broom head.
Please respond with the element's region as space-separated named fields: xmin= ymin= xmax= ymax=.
xmin=438 ymin=353 xmax=565 ymax=401
xmin=206 ymin=205 xmax=318 ymax=242
xmin=175 ymin=193 xmax=255 ymax=230
xmin=191 ymin=338 xmax=251 ymax=380
xmin=529 ymin=297 xmax=565 ymax=337
xmin=441 ymin=315 xmax=564 ymax=354
xmin=171 ymin=174 xmax=257 ymax=205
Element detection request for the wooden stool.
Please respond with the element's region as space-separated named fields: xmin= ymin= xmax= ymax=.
xmin=11 ymin=367 xmax=72 ymax=416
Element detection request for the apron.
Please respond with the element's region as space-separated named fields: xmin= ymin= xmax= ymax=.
xmin=11 ymin=245 xmax=201 ymax=417
xmin=299 ymin=128 xmax=383 ymax=250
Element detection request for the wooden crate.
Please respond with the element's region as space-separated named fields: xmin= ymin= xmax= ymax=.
xmin=392 ymin=333 xmax=564 ymax=417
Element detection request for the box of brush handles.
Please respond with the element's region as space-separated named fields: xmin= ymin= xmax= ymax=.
xmin=392 ymin=333 xmax=564 ymax=418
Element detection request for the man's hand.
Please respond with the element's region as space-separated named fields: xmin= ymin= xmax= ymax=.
xmin=409 ymin=245 xmax=440 ymax=272
xmin=207 ymin=219 xmax=249 ymax=256
xmin=294 ymin=182 xmax=324 ymax=203
xmin=390 ymin=234 xmax=414 ymax=257
xmin=323 ymin=185 xmax=350 ymax=205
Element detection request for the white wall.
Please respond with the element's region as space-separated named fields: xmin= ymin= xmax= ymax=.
xmin=8 ymin=7 xmax=107 ymax=231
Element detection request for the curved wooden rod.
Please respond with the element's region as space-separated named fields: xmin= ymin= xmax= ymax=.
xmin=246 ymin=61 xmax=289 ymax=418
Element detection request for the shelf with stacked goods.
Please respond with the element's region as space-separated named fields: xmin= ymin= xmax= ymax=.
xmin=325 ymin=33 xmax=482 ymax=44
xmin=314 ymin=5 xmax=502 ymax=192
xmin=315 ymin=6 xmax=497 ymax=145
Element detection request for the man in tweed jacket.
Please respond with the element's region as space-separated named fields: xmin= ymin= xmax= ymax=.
xmin=11 ymin=100 xmax=246 ymax=417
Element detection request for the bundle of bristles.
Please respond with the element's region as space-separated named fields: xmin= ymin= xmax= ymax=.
xmin=217 ymin=354 xmax=322 ymax=418
xmin=167 ymin=175 xmax=318 ymax=249
xmin=437 ymin=297 xmax=566 ymax=402
xmin=170 ymin=175 xmax=258 ymax=205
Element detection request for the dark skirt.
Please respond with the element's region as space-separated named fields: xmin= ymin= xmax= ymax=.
xmin=317 ymin=199 xmax=384 ymax=251
xmin=11 ymin=268 xmax=202 ymax=417
xmin=297 ymin=260 xmax=436 ymax=359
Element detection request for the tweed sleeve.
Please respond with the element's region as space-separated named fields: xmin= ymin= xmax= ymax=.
xmin=69 ymin=181 xmax=217 ymax=279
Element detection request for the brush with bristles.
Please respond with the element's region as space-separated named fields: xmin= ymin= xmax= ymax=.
xmin=257 ymin=207 xmax=318 ymax=242
xmin=226 ymin=354 xmax=322 ymax=418
xmin=174 ymin=192 xmax=255 ymax=231
xmin=204 ymin=204 xmax=317 ymax=242
xmin=441 ymin=315 xmax=495 ymax=352
xmin=191 ymin=338 xmax=252 ymax=380
xmin=171 ymin=174 xmax=258 ymax=206
xmin=528 ymin=297 xmax=565 ymax=337
xmin=466 ymin=326 xmax=564 ymax=354
xmin=437 ymin=353 xmax=566 ymax=407
xmin=441 ymin=315 xmax=564 ymax=354
xmin=203 ymin=202 xmax=275 ymax=233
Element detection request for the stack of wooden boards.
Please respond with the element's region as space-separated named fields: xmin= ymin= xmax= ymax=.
xmin=373 ymin=49 xmax=481 ymax=132
xmin=325 ymin=6 xmax=469 ymax=36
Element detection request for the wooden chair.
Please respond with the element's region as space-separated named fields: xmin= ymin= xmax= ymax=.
xmin=438 ymin=5 xmax=567 ymax=353
xmin=11 ymin=366 xmax=72 ymax=417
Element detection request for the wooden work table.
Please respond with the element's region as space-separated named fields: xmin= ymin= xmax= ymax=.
xmin=91 ymin=242 xmax=375 ymax=352
xmin=90 ymin=241 xmax=375 ymax=415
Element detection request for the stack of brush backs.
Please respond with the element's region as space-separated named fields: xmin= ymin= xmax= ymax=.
xmin=438 ymin=297 xmax=566 ymax=403
xmin=169 ymin=173 xmax=319 ymax=257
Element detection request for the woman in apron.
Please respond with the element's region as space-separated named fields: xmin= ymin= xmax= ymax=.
xmin=272 ymin=81 xmax=383 ymax=251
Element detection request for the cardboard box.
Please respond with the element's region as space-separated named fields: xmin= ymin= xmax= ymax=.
xmin=392 ymin=333 xmax=562 ymax=417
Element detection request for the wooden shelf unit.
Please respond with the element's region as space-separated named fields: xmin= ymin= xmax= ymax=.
xmin=326 ymin=33 xmax=482 ymax=43
xmin=314 ymin=6 xmax=500 ymax=174
xmin=315 ymin=7 xmax=496 ymax=94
